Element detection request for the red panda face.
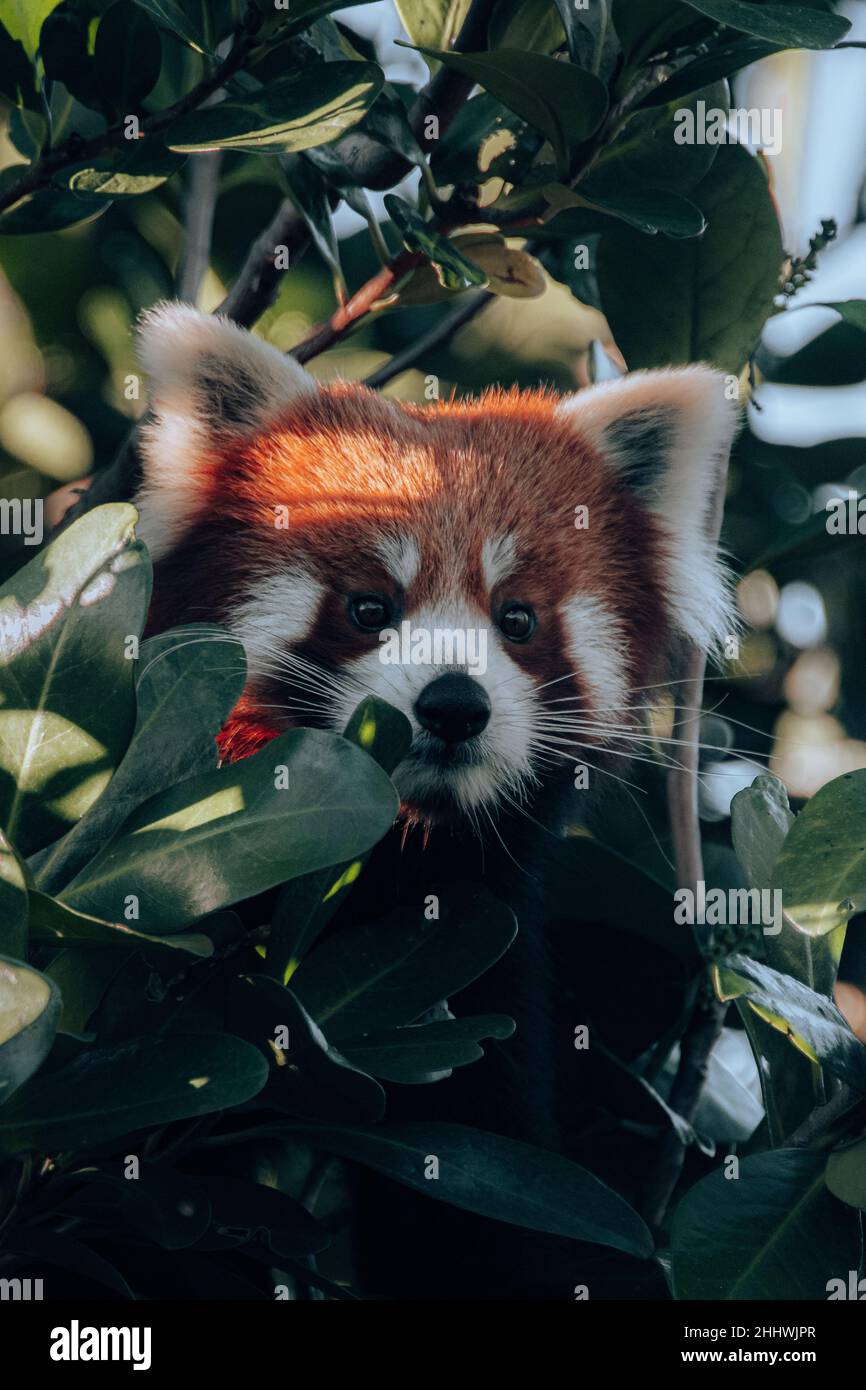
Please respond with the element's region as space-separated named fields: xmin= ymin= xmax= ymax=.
xmin=135 ymin=305 xmax=738 ymax=826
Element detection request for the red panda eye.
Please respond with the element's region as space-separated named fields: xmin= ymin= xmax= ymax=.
xmin=349 ymin=595 xmax=392 ymax=632
xmin=498 ymin=603 xmax=536 ymax=642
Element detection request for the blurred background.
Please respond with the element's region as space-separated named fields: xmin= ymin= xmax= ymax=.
xmin=1 ymin=0 xmax=865 ymax=825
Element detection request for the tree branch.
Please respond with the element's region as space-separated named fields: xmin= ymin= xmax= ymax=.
xmin=215 ymin=196 xmax=313 ymax=326
xmin=0 ymin=21 xmax=262 ymax=218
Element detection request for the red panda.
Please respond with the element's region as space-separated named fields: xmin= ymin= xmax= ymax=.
xmin=133 ymin=302 xmax=739 ymax=1299
xmin=135 ymin=303 xmax=737 ymax=823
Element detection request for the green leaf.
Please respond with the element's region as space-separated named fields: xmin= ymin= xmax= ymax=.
xmin=0 ymin=0 xmax=64 ymax=61
xmin=29 ymin=890 xmax=214 ymax=955
xmin=429 ymin=91 xmax=541 ymax=188
xmin=135 ymin=0 xmax=209 ymax=54
xmin=0 ymin=955 xmax=60 ymax=1103
xmin=0 ymin=828 xmax=29 ymax=957
xmin=681 ymin=0 xmax=850 ymax=49
xmin=192 ymin=1174 xmax=329 ymax=1257
xmin=588 ymin=1043 xmax=696 ymax=1144
xmin=45 ymin=948 xmax=128 ymax=1034
xmin=291 ymin=884 xmax=517 ymax=1040
xmin=825 ymin=1137 xmax=866 ymax=1210
xmin=731 ymin=772 xmax=793 ymax=890
xmin=267 ymin=696 xmax=412 ymax=981
xmin=671 ymin=1149 xmax=860 ymax=1298
xmin=228 ymin=975 xmax=385 ymax=1123
xmin=591 ymin=82 xmax=731 ymax=193
xmin=340 ymin=1014 xmax=516 ymax=1083
xmin=93 ymin=0 xmax=161 ymax=110
xmin=726 ymin=953 xmax=866 ymax=1094
xmin=394 ymin=0 xmax=472 ymax=58
xmin=0 ymin=18 xmax=38 ymax=106
xmin=281 ymin=154 xmax=344 ymax=293
xmin=405 ymin=45 xmax=608 ymax=175
xmin=34 ymin=624 xmax=246 ymax=894
xmin=0 ymin=504 xmax=150 ymax=858
xmin=385 ymin=193 xmax=488 ymax=289
xmin=63 ymin=1163 xmax=212 ymax=1249
xmin=488 ymin=0 xmax=565 ymax=54
xmin=286 ymin=1120 xmax=654 ymax=1255
xmin=0 ymin=1033 xmax=269 ymax=1154
xmin=613 ymin=0 xmax=709 ymax=62
xmin=57 ymin=142 xmax=185 ymax=198
xmin=59 ymin=727 xmax=398 ymax=932
xmin=597 ymin=142 xmax=783 ymax=372
xmin=546 ymin=182 xmax=706 ymax=237
xmin=40 ymin=10 xmax=97 ymax=109
xmin=775 ymin=769 xmax=866 ymax=937
xmin=165 ymin=63 xmax=384 ymax=154
xmin=554 ymin=0 xmax=618 ymax=77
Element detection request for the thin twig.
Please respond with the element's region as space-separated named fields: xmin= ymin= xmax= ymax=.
xmin=362 ymin=289 xmax=493 ymax=388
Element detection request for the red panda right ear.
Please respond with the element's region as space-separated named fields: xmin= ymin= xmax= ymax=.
xmin=133 ymin=302 xmax=317 ymax=560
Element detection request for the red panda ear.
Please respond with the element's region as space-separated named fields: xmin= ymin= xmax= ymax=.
xmin=558 ymin=366 xmax=740 ymax=653
xmin=133 ymin=302 xmax=316 ymax=559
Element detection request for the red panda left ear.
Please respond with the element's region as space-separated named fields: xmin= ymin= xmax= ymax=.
xmin=133 ymin=302 xmax=317 ymax=559
xmin=558 ymin=365 xmax=740 ymax=654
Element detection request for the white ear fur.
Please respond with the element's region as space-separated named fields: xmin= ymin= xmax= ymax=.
xmin=133 ymin=303 xmax=316 ymax=560
xmin=558 ymin=366 xmax=740 ymax=654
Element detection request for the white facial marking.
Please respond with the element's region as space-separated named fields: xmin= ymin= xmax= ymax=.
xmin=560 ymin=593 xmax=629 ymax=727
xmin=375 ymin=532 xmax=420 ymax=589
xmin=481 ymin=534 xmax=518 ymax=590
xmin=330 ymin=598 xmax=539 ymax=815
xmin=227 ymin=569 xmax=324 ymax=660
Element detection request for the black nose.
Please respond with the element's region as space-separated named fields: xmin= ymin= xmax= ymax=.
xmin=415 ymin=673 xmax=491 ymax=743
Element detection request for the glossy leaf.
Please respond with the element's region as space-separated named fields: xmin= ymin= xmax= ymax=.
xmin=59 ymin=727 xmax=398 ymax=932
xmin=0 ymin=1034 xmax=269 ymax=1154
xmin=192 ymin=1174 xmax=329 ymax=1257
xmin=340 ymin=1014 xmax=516 ymax=1083
xmin=0 ymin=505 xmax=150 ymax=857
xmin=228 ymin=975 xmax=385 ymax=1123
xmin=0 ymin=955 xmax=60 ymax=1103
xmin=385 ymin=193 xmax=488 ymax=289
xmin=775 ymin=769 xmax=866 ymax=937
xmin=29 ymin=891 xmax=213 ymax=955
xmin=93 ymin=0 xmax=161 ymax=109
xmin=287 ymin=1120 xmax=654 ymax=1255
xmin=34 ymin=624 xmax=246 ymax=894
xmin=672 ymin=1149 xmax=860 ymax=1298
xmin=681 ymin=0 xmax=850 ymax=49
xmin=598 ymin=142 xmax=783 ymax=372
xmin=405 ymin=46 xmax=608 ymax=175
xmin=291 ymin=883 xmax=517 ymax=1040
xmin=165 ymin=64 xmax=384 ymax=154
xmin=726 ymin=953 xmax=866 ymax=1094
xmin=546 ymin=182 xmax=705 ymax=238
xmin=267 ymin=697 xmax=411 ymax=981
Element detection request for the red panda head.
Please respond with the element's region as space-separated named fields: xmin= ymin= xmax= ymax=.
xmin=134 ymin=304 xmax=738 ymax=826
